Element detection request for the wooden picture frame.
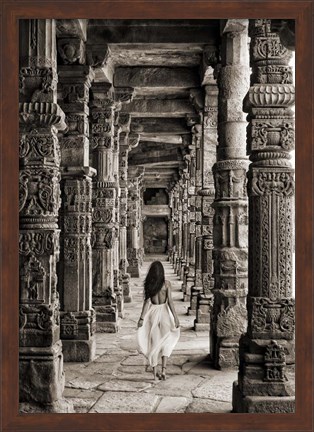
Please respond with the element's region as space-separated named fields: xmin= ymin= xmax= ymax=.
xmin=1 ymin=1 xmax=313 ymax=430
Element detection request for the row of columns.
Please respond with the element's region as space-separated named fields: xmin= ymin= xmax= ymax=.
xmin=168 ymin=19 xmax=295 ymax=412
xmin=18 ymin=19 xmax=146 ymax=409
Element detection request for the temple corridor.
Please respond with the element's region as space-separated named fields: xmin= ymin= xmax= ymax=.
xmin=62 ymin=255 xmax=236 ymax=413
xmin=19 ymin=18 xmax=296 ymax=414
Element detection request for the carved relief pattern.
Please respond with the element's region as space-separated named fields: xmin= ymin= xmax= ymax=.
xmin=19 ymin=168 xmax=61 ymax=217
xmin=264 ymin=340 xmax=286 ymax=382
xmin=250 ymin=119 xmax=294 ymax=150
xmin=61 ymin=178 xmax=92 ymax=267
xmin=19 ymin=47 xmax=63 ymax=344
xmin=249 ymin=297 xmax=295 ymax=339
xmin=216 ymin=302 xmax=247 ymax=338
xmin=60 ymin=312 xmax=79 ymax=338
xmin=58 ymin=38 xmax=85 ymax=65
xmin=19 ymin=66 xmax=57 ymax=103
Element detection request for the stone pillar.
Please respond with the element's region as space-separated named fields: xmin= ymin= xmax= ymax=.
xmin=188 ymin=123 xmax=203 ymax=314
xmin=138 ymin=184 xmax=145 ymax=266
xmin=90 ymin=83 xmax=119 ymax=333
xmin=118 ymin=135 xmax=131 ymax=301
xmin=180 ymin=168 xmax=189 ymax=282
xmin=210 ymin=20 xmax=250 ymax=369
xmin=233 ymin=19 xmax=295 ymax=413
xmin=176 ymin=180 xmax=184 ymax=277
xmin=112 ymin=88 xmax=135 ymax=303
xmin=112 ymin=112 xmax=124 ymax=318
xmin=19 ymin=19 xmax=68 ymax=409
xmin=167 ymin=211 xmax=174 ymax=260
xmin=182 ymin=150 xmax=196 ymax=301
xmin=195 ymin=78 xmax=218 ymax=331
xmin=57 ymin=32 xmax=96 ymax=361
xmin=127 ymin=165 xmax=144 ymax=277
xmin=170 ymin=186 xmax=180 ymax=269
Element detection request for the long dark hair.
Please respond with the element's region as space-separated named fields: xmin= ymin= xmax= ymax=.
xmin=144 ymin=260 xmax=165 ymax=300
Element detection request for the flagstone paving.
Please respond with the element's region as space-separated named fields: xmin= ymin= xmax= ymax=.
xmin=63 ymin=255 xmax=238 ymax=413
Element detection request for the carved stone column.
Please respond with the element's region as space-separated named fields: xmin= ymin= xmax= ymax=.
xmin=167 ymin=188 xmax=174 ymax=260
xmin=181 ymin=150 xmax=196 ymax=302
xmin=57 ymin=31 xmax=97 ymax=361
xmin=211 ymin=20 xmax=250 ymax=369
xmin=188 ymin=123 xmax=203 ymax=315
xmin=117 ymin=125 xmax=133 ymax=304
xmin=19 ymin=19 xmax=68 ymax=409
xmin=114 ymin=87 xmax=134 ymax=303
xmin=118 ymin=137 xmax=131 ymax=300
xmin=127 ymin=165 xmax=144 ymax=277
xmin=90 ymin=83 xmax=119 ymax=333
xmin=111 ymin=112 xmax=124 ymax=318
xmin=195 ymin=78 xmax=218 ymax=331
xmin=180 ymin=169 xmax=189 ymax=282
xmin=233 ymin=19 xmax=295 ymax=413
xmin=176 ymin=180 xmax=184 ymax=277
xmin=171 ymin=185 xmax=180 ymax=271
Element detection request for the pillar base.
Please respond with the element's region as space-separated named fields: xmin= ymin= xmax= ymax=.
xmin=122 ymin=273 xmax=132 ymax=303
xmin=124 ymin=295 xmax=132 ymax=303
xmin=19 ymin=341 xmax=65 ymax=404
xmin=232 ymin=382 xmax=295 ymax=413
xmin=194 ymin=295 xmax=212 ymax=331
xmin=187 ymin=286 xmax=201 ymax=314
xmin=62 ymin=337 xmax=96 ymax=362
xmin=194 ymin=322 xmax=210 ymax=332
xmin=94 ymin=305 xmax=120 ymax=333
xmin=19 ymin=399 xmax=73 ymax=413
xmin=96 ymin=321 xmax=120 ymax=333
xmin=116 ymin=294 xmax=125 ymax=319
xmin=212 ymin=339 xmax=239 ymax=369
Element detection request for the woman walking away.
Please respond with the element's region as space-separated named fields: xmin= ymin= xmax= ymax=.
xmin=137 ymin=260 xmax=180 ymax=380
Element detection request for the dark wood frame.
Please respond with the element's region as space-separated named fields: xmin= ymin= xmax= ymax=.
xmin=1 ymin=1 xmax=313 ymax=431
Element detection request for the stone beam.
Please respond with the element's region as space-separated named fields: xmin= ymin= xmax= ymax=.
xmin=128 ymin=152 xmax=181 ymax=166
xmin=108 ymin=44 xmax=204 ymax=67
xmin=143 ymin=205 xmax=170 ymax=217
xmin=144 ymin=180 xmax=172 ymax=188
xmin=131 ymin=141 xmax=185 ymax=153
xmin=139 ymin=135 xmax=184 ymax=144
xmin=114 ymin=67 xmax=200 ymax=89
xmin=88 ymin=19 xmax=219 ymax=44
xmin=123 ymin=98 xmax=196 ymax=118
xmin=131 ymin=118 xmax=190 ymax=135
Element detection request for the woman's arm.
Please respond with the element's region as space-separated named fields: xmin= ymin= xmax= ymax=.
xmin=166 ymin=282 xmax=180 ymax=328
xmin=137 ymin=299 xmax=150 ymax=328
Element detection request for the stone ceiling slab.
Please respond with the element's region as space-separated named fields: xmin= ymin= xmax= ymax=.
xmin=123 ymin=98 xmax=196 ymax=118
xmin=114 ymin=67 xmax=200 ymax=89
xmin=88 ymin=20 xmax=219 ymax=45
xmin=108 ymin=44 xmax=204 ymax=67
xmin=131 ymin=118 xmax=190 ymax=135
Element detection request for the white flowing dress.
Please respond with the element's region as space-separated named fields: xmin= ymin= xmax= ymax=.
xmin=137 ymin=288 xmax=180 ymax=367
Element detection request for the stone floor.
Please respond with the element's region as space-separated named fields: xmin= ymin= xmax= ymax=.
xmin=63 ymin=255 xmax=237 ymax=413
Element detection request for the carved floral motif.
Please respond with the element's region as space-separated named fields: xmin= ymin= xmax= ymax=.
xmin=249 ymin=297 xmax=295 ymax=338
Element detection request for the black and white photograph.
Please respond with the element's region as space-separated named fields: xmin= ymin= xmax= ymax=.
xmin=18 ymin=18 xmax=296 ymax=414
